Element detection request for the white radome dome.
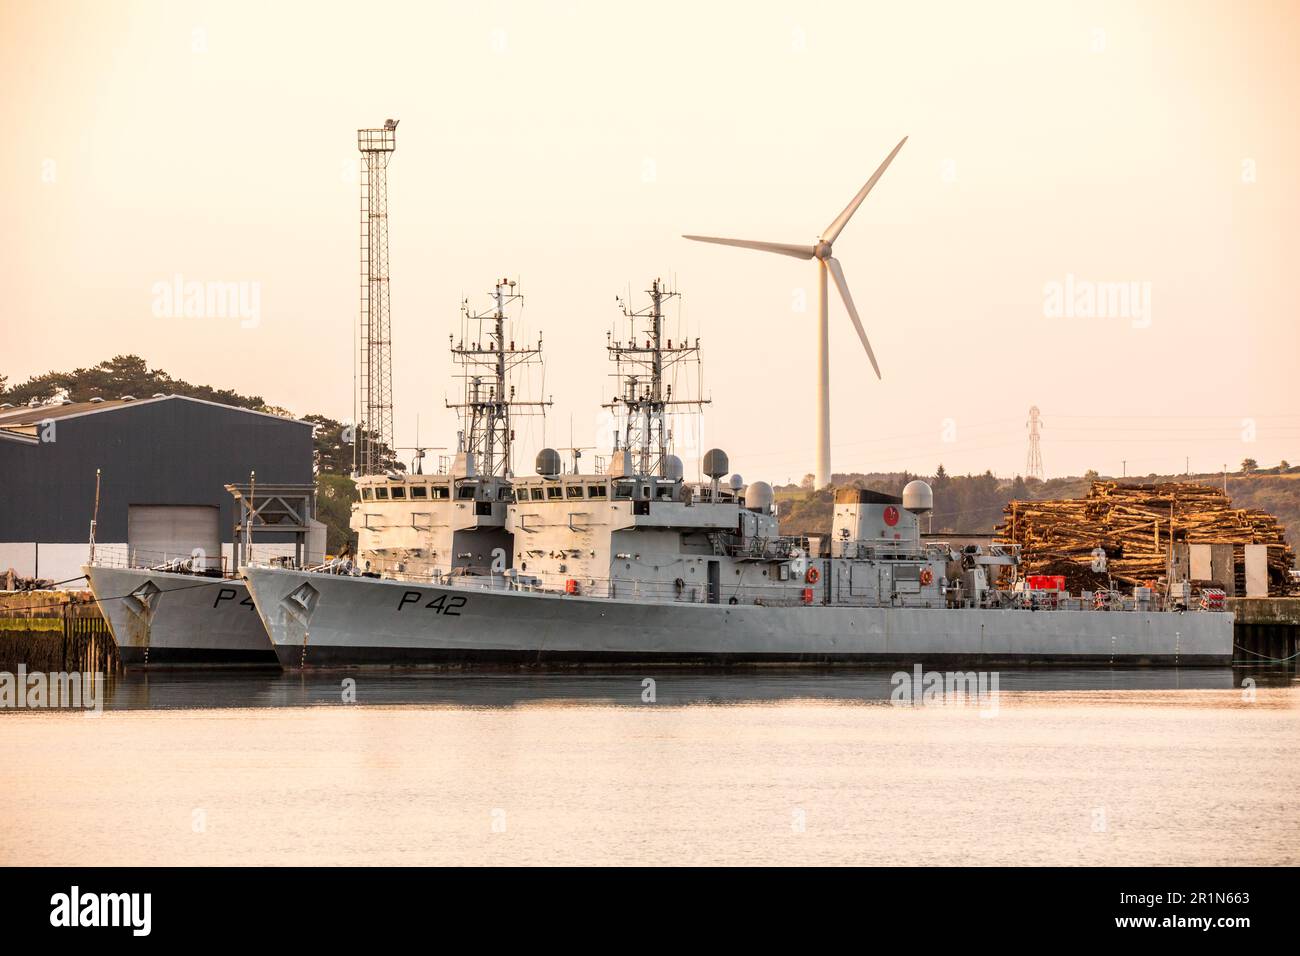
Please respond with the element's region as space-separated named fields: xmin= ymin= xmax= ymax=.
xmin=902 ymin=479 xmax=934 ymax=514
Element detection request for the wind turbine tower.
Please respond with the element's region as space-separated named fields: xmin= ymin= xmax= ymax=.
xmin=684 ymin=136 xmax=907 ymax=490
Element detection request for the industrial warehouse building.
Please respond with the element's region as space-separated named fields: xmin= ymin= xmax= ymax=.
xmin=0 ymin=394 xmax=318 ymax=585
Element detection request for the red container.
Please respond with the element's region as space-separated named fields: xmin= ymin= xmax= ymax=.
xmin=1027 ymin=575 xmax=1066 ymax=592
xmin=565 ymin=579 xmax=580 ymax=595
xmin=801 ymin=588 xmax=814 ymax=605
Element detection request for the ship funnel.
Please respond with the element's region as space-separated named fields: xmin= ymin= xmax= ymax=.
xmin=606 ymin=448 xmax=632 ymax=477
xmin=451 ymin=451 xmax=477 ymax=478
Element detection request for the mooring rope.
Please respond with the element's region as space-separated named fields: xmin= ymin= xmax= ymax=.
xmin=1 ymin=576 xmax=235 ymax=614
xmin=1231 ymin=643 xmax=1300 ymax=665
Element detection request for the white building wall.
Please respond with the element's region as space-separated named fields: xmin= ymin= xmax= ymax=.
xmin=0 ymin=542 xmax=100 ymax=587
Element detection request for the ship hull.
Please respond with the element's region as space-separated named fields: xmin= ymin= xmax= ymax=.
xmin=243 ymin=566 xmax=1235 ymax=669
xmin=84 ymin=564 xmax=279 ymax=668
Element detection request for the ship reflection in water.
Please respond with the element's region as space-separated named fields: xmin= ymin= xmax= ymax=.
xmin=99 ymin=665 xmax=1281 ymax=710
xmin=2 ymin=668 xmax=1296 ymax=867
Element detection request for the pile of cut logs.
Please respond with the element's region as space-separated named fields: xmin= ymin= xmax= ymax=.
xmin=993 ymin=481 xmax=1296 ymax=595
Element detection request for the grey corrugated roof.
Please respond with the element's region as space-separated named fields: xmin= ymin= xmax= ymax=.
xmin=0 ymin=394 xmax=311 ymax=429
xmin=0 ymin=398 xmax=133 ymax=425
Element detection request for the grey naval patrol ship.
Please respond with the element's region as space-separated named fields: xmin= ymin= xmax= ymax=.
xmin=243 ymin=279 xmax=1234 ymax=668
xmin=84 ymin=483 xmax=316 ymax=667
xmin=85 ymin=563 xmax=274 ymax=668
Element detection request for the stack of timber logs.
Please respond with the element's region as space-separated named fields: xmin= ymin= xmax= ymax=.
xmin=993 ymin=481 xmax=1297 ymax=595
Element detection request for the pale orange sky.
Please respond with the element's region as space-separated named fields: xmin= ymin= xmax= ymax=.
xmin=2 ymin=0 xmax=1297 ymax=483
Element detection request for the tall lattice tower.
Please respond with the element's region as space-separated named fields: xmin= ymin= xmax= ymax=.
xmin=355 ymin=119 xmax=398 ymax=476
xmin=1025 ymin=405 xmax=1044 ymax=480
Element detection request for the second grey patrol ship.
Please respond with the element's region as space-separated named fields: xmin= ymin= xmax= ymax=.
xmin=243 ymin=278 xmax=1235 ymax=668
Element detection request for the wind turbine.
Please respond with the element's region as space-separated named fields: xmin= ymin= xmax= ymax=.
xmin=684 ymin=136 xmax=907 ymax=490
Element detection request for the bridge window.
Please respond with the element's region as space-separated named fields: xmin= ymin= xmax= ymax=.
xmin=374 ymin=487 xmax=389 ymax=500
xmin=530 ymin=487 xmax=545 ymax=501
xmin=547 ymin=486 xmax=563 ymax=500
xmin=410 ymin=486 xmax=428 ymax=499
xmin=391 ymin=486 xmax=406 ymax=499
xmin=361 ymin=487 xmax=373 ymax=500
xmin=431 ymin=486 xmax=449 ymax=500
xmin=566 ymin=485 xmax=585 ymax=499
xmin=587 ymin=485 xmax=607 ymax=498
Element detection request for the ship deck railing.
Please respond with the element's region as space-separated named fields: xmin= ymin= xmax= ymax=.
xmin=87 ymin=544 xmax=235 ymax=578
xmin=293 ymin=557 xmax=805 ymax=604
xmin=281 ymin=556 xmax=1214 ymax=613
xmin=92 ymin=544 xmax=322 ymax=579
xmin=829 ymin=538 xmax=941 ymax=561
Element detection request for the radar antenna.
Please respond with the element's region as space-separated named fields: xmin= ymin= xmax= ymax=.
xmin=447 ymin=278 xmax=551 ymax=478
xmin=604 ymin=278 xmax=709 ymax=477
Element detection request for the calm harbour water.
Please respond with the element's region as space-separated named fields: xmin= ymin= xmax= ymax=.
xmin=2 ymin=668 xmax=1297 ymax=866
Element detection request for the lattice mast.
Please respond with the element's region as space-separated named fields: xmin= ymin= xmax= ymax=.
xmin=355 ymin=119 xmax=398 ymax=476
xmin=448 ymin=278 xmax=550 ymax=478
xmin=605 ymin=278 xmax=709 ymax=477
xmin=1026 ymin=405 xmax=1044 ymax=480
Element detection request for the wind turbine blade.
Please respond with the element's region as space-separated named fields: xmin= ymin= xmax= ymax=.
xmin=825 ymin=257 xmax=882 ymax=379
xmin=821 ymin=136 xmax=908 ymax=244
xmin=682 ymin=235 xmax=815 ymax=260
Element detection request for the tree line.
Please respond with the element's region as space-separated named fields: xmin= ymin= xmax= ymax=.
xmin=778 ymin=464 xmax=1300 ymax=560
xmin=1 ymin=355 xmax=397 ymax=478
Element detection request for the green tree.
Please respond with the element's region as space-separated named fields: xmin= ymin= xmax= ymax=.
xmin=304 ymin=414 xmax=354 ymax=476
xmin=0 ymin=354 xmax=408 ymax=475
xmin=2 ymin=355 xmax=265 ymax=409
xmin=315 ymin=473 xmax=358 ymax=554
xmin=1241 ymin=458 xmax=1258 ymax=474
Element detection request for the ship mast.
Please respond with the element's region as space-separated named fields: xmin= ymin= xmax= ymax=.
xmin=447 ymin=278 xmax=550 ymax=478
xmin=605 ymin=278 xmax=708 ymax=477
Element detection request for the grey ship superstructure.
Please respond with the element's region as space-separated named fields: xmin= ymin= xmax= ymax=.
xmin=349 ymin=277 xmax=549 ymax=581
